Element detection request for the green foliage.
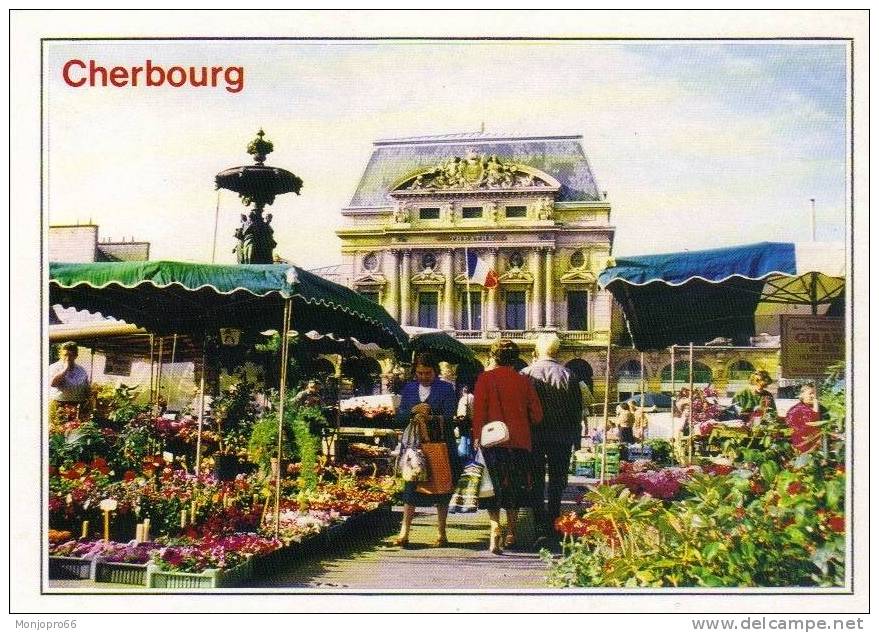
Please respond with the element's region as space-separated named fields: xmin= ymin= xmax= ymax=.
xmin=104 ymin=384 xmax=150 ymax=427
xmin=57 ymin=421 xmax=112 ymax=466
xmin=292 ymin=406 xmax=322 ymax=494
xmin=212 ymin=377 xmax=260 ymax=455
xmin=644 ymin=439 xmax=673 ymax=464
xmin=247 ymin=413 xmax=295 ymax=473
xmin=116 ymin=416 xmax=162 ymax=470
xmin=547 ymin=368 xmax=847 ymax=588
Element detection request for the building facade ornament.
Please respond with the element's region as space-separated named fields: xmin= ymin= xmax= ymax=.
xmin=394 ymin=149 xmax=559 ymax=192
xmin=410 ymin=268 xmax=446 ymax=286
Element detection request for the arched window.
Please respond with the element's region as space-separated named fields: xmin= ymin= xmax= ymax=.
xmin=617 ymin=359 xmax=642 ymax=379
xmin=660 ymin=361 xmax=712 ymax=385
xmin=728 ymin=360 xmax=755 ymax=382
xmin=615 ymin=358 xmax=643 ymax=401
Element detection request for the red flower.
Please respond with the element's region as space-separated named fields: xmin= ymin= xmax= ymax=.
xmin=749 ymin=480 xmax=765 ymax=495
xmin=123 ymin=470 xmax=136 ymax=482
xmin=787 ymin=481 xmax=805 ymax=495
xmin=48 ymin=466 xmax=58 ymax=476
xmin=733 ymin=507 xmax=745 ymax=520
xmin=61 ymin=469 xmax=81 ymax=481
xmin=705 ymin=463 xmax=733 ymax=476
xmin=826 ymin=515 xmax=845 ymax=533
xmin=72 ymin=461 xmax=88 ymax=473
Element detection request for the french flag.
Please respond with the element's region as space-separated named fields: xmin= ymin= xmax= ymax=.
xmin=467 ymin=250 xmax=498 ymax=288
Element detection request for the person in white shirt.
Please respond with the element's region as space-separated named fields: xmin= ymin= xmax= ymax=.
xmin=50 ymin=342 xmax=91 ymax=420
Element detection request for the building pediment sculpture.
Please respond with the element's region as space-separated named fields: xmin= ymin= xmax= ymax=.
xmin=393 ymin=149 xmax=560 ymax=192
xmin=353 ymin=272 xmax=387 ymax=288
xmin=559 ymin=269 xmax=598 ymax=285
xmin=498 ymin=267 xmax=534 ymax=285
xmin=410 ymin=268 xmax=446 ymax=286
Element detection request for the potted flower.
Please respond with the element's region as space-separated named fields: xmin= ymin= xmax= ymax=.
xmin=211 ymin=379 xmax=260 ymax=481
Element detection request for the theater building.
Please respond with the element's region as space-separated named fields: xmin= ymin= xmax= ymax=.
xmin=335 ymin=132 xmax=615 ymax=394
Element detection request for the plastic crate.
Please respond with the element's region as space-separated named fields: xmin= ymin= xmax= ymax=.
xmin=145 ymin=557 xmax=253 ymax=589
xmin=48 ymin=556 xmax=95 ymax=580
xmin=95 ymin=560 xmax=148 ymax=586
xmin=625 ymin=445 xmax=653 ymax=461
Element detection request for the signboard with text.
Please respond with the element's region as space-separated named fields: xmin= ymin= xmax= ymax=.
xmin=779 ymin=315 xmax=845 ymax=379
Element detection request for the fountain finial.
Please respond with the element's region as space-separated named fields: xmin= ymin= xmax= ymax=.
xmin=246 ymin=129 xmax=274 ymax=165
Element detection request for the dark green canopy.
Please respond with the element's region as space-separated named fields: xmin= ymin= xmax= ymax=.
xmin=49 ymin=261 xmax=407 ymax=354
xmin=404 ymin=328 xmax=481 ymax=368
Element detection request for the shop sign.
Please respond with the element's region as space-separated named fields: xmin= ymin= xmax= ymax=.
xmin=780 ymin=315 xmax=844 ymax=379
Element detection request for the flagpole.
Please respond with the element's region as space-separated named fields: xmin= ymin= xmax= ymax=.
xmin=465 ymin=247 xmax=473 ymax=331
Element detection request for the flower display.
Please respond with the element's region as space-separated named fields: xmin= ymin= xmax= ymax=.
xmin=611 ymin=463 xmax=701 ymax=500
xmin=151 ymin=533 xmax=281 ymax=573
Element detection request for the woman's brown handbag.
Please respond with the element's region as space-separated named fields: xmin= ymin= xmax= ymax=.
xmin=416 ymin=415 xmax=454 ymax=495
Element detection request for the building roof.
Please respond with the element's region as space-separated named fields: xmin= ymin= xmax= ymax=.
xmin=96 ymin=241 xmax=150 ymax=262
xmin=348 ymin=132 xmax=602 ymax=207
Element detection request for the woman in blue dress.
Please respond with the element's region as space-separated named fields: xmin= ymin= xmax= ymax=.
xmin=393 ymin=352 xmax=460 ymax=547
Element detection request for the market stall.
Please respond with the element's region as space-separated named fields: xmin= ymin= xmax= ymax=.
xmin=597 ymin=241 xmax=845 ymax=468
xmin=50 ymin=260 xmax=408 ymax=538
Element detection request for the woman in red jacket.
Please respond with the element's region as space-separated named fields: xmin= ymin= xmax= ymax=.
xmin=473 ymin=339 xmax=543 ymax=554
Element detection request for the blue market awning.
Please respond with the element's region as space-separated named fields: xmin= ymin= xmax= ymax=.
xmin=598 ymin=242 xmax=845 ymax=351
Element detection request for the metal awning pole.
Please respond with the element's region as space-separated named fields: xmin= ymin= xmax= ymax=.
xmin=670 ymin=345 xmax=676 ymax=460
xmin=274 ymin=298 xmax=293 ymax=539
xmin=640 ymin=351 xmax=646 ymax=440
xmin=148 ymin=334 xmax=155 ymax=403
xmin=600 ymin=333 xmax=612 ymax=484
xmin=194 ymin=342 xmax=207 ymax=477
xmin=688 ymin=342 xmax=695 ymax=465
xmin=154 ymin=337 xmax=165 ymax=414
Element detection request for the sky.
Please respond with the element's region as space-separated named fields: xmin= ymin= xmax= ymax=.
xmin=44 ymin=40 xmax=848 ymax=268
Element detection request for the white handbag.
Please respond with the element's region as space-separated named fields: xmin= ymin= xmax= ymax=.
xmin=480 ymin=420 xmax=510 ymax=448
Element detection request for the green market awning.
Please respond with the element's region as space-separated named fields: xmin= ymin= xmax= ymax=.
xmin=402 ymin=326 xmax=481 ymax=368
xmin=49 ymin=261 xmax=408 ymax=354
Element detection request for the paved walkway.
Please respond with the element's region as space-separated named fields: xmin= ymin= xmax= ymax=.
xmin=247 ymin=507 xmax=553 ymax=590
xmin=248 ymin=477 xmax=590 ymax=590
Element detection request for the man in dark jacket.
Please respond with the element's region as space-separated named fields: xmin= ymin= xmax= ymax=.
xmin=521 ymin=333 xmax=583 ymax=539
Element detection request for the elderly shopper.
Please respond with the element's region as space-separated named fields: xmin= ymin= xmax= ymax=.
xmin=521 ymin=333 xmax=582 ymax=540
xmin=394 ymin=352 xmax=459 ymax=548
xmin=473 ymin=339 xmax=543 ymax=554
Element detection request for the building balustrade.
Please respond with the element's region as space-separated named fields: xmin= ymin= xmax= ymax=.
xmin=448 ymin=329 xmax=609 ymax=343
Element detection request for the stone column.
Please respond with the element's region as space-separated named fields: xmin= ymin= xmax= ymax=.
xmin=399 ymin=250 xmax=411 ymax=326
xmin=530 ymin=248 xmax=543 ymax=330
xmin=442 ymin=249 xmax=455 ymax=330
xmin=383 ymin=249 xmax=400 ymax=321
xmin=544 ymin=247 xmax=556 ymax=329
xmin=486 ymin=248 xmax=500 ymax=332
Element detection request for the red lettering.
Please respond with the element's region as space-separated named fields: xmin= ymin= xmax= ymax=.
xmin=224 ymin=66 xmax=243 ymax=93
xmin=109 ymin=67 xmax=128 ymax=87
xmin=146 ymin=59 xmax=164 ymax=87
xmin=211 ymin=66 xmax=222 ymax=86
xmin=62 ymin=59 xmax=86 ymax=87
xmin=166 ymin=66 xmax=186 ymax=87
xmin=130 ymin=66 xmax=143 ymax=86
xmin=89 ymin=59 xmax=108 ymax=87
